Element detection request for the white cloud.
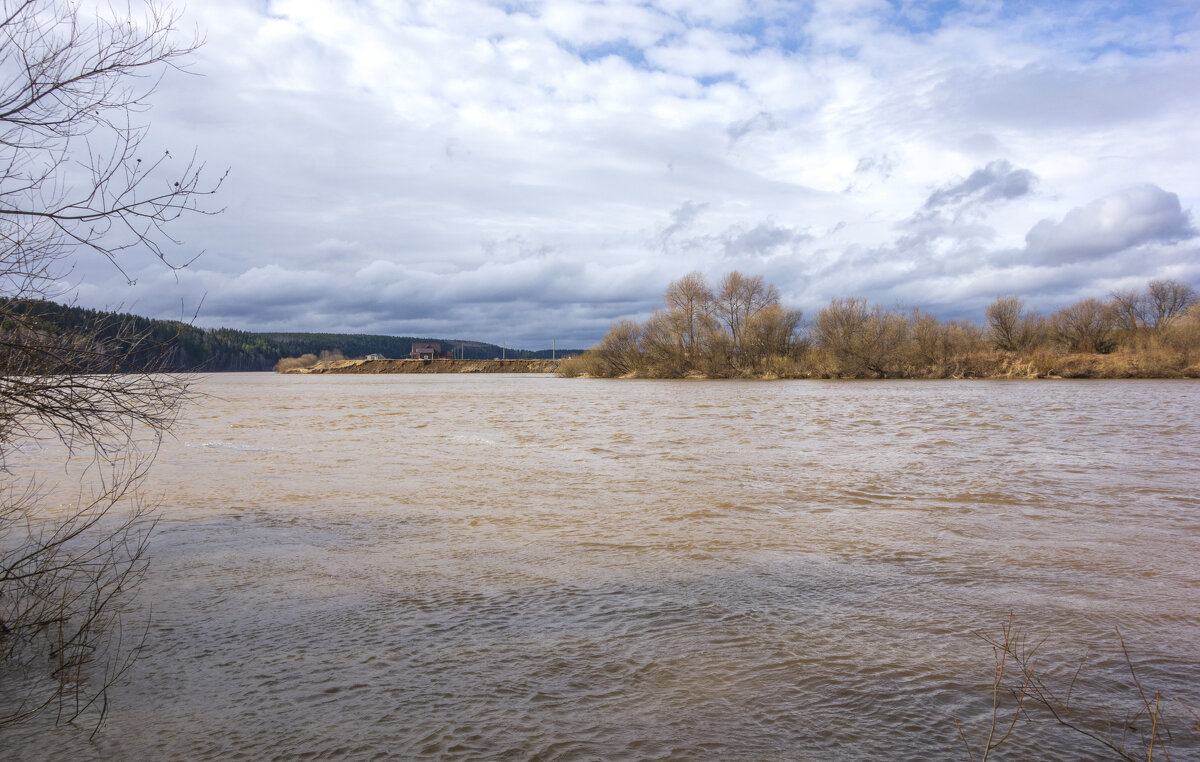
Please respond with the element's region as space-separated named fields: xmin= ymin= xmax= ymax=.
xmin=1024 ymin=185 xmax=1195 ymax=264
xmin=57 ymin=0 xmax=1200 ymax=347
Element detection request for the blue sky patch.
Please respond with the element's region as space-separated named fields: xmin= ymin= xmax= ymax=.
xmin=573 ymin=39 xmax=651 ymax=68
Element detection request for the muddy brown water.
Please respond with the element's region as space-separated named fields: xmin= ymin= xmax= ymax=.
xmin=5 ymin=374 xmax=1200 ymax=760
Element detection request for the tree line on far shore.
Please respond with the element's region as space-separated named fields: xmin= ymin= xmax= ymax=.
xmin=558 ymin=273 xmax=1200 ymax=379
xmin=1 ymin=300 xmax=577 ymax=372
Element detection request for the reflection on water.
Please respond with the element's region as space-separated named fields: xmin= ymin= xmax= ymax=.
xmin=6 ymin=375 xmax=1200 ymax=760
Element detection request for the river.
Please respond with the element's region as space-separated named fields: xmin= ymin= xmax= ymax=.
xmin=6 ymin=374 xmax=1200 ymax=760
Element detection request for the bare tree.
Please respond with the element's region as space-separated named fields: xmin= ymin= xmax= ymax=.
xmin=910 ymin=309 xmax=982 ymax=376
xmin=986 ymin=296 xmax=1042 ymax=352
xmin=1111 ymin=288 xmax=1148 ymax=331
xmin=1052 ymin=297 xmax=1116 ymax=353
xmin=714 ymin=271 xmax=779 ymax=359
xmin=1 ymin=0 xmax=219 ymax=732
xmin=1145 ymin=279 xmax=1198 ymax=329
xmin=638 ymin=309 xmax=686 ymax=377
xmin=662 ymin=271 xmax=713 ymax=366
xmin=740 ymin=303 xmax=802 ymax=367
xmin=566 ymin=272 xmax=803 ymax=377
xmin=1111 ymin=280 xmax=1198 ymax=331
xmin=590 ymin=319 xmax=643 ymax=377
xmin=813 ymin=298 xmax=910 ymax=378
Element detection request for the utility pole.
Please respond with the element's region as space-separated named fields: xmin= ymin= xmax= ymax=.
xmin=552 ymin=338 xmax=556 ymax=361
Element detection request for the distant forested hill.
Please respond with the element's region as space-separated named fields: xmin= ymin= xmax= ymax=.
xmin=0 ymin=300 xmax=581 ymax=371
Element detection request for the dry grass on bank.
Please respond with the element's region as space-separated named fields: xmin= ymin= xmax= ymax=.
xmin=273 ymin=350 xmax=345 ymax=372
xmin=556 ymin=343 xmax=1200 ymax=381
xmin=276 ymin=358 xmax=561 ymax=374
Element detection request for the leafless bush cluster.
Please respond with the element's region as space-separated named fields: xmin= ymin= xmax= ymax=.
xmin=559 ymin=271 xmax=805 ymax=378
xmin=1 ymin=0 xmax=217 ymax=732
xmin=561 ymin=275 xmax=1200 ymax=378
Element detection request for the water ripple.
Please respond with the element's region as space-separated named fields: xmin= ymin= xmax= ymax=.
xmin=7 ymin=376 xmax=1199 ymax=760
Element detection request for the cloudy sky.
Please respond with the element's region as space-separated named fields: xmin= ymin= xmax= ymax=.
xmin=74 ymin=0 xmax=1200 ymax=348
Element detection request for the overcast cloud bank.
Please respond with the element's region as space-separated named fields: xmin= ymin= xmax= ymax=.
xmin=70 ymin=0 xmax=1200 ymax=347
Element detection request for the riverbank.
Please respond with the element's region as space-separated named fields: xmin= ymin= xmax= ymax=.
xmin=278 ymin=358 xmax=561 ymax=374
xmin=557 ymin=348 xmax=1200 ymax=379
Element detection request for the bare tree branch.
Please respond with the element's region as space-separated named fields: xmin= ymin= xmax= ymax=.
xmin=957 ymin=618 xmax=1197 ymax=761
xmin=1 ymin=0 xmax=216 ymax=733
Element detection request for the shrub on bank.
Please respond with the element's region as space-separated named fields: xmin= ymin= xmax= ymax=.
xmin=560 ymin=275 xmax=1199 ymax=379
